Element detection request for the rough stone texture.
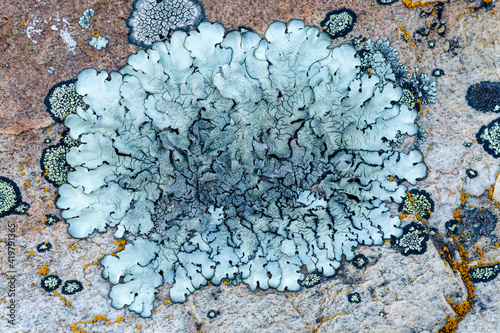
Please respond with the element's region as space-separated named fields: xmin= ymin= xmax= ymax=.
xmin=1 ymin=0 xmax=500 ymax=332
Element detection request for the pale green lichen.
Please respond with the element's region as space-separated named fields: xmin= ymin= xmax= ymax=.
xmin=469 ymin=264 xmax=500 ymax=283
xmin=399 ymin=189 xmax=434 ymax=220
xmin=477 ymin=118 xmax=500 ymax=158
xmin=391 ymin=222 xmax=429 ymax=256
xmin=300 ymin=272 xmax=322 ymax=288
xmin=41 ymin=275 xmax=62 ymax=292
xmin=0 ymin=176 xmax=28 ymax=218
xmin=61 ymin=280 xmax=83 ymax=295
xmin=44 ymin=80 xmax=87 ymax=123
xmin=40 ymin=134 xmax=80 ymax=187
xmin=320 ymin=8 xmax=357 ymax=39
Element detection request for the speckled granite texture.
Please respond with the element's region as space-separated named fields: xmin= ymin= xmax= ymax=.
xmin=1 ymin=1 xmax=499 ymax=332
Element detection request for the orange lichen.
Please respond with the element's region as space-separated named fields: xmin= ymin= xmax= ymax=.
xmin=460 ymin=191 xmax=470 ymax=206
xmin=38 ymin=264 xmax=49 ymax=275
xmin=53 ymin=290 xmax=72 ymax=307
xmin=399 ymin=26 xmax=418 ymax=54
xmin=439 ymin=237 xmax=474 ymax=333
xmin=437 ymin=187 xmax=500 ymax=333
xmin=402 ymin=0 xmax=434 ymax=8
xmin=71 ymin=315 xmax=125 ymax=333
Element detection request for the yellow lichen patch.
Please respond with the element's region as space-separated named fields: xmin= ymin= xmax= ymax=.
xmin=312 ymin=312 xmax=348 ymax=332
xmin=460 ymin=191 xmax=470 ymax=206
xmin=38 ymin=264 xmax=49 ymax=275
xmin=71 ymin=315 xmax=125 ymax=333
xmin=399 ymin=26 xmax=418 ymax=54
xmin=53 ymin=290 xmax=73 ymax=307
xmin=439 ymin=236 xmax=474 ymax=333
xmin=456 ymin=9 xmax=475 ymax=21
xmin=84 ymin=241 xmax=127 ymax=268
xmin=29 ymin=250 xmax=34 ymax=256
xmin=83 ymin=254 xmax=106 ymax=270
xmin=70 ymin=240 xmax=82 ymax=251
xmin=113 ymin=240 xmax=127 ymax=253
xmin=402 ymin=0 xmax=433 ymax=8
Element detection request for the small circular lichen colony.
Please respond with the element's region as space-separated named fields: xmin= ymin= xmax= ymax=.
xmin=477 ymin=118 xmax=500 ymax=158
xmin=320 ymin=8 xmax=357 ymax=39
xmin=0 ymin=176 xmax=22 ymax=218
xmin=0 ymin=176 xmax=29 ymax=218
xmin=44 ymin=80 xmax=87 ymax=123
xmin=54 ymin=20 xmax=431 ymax=317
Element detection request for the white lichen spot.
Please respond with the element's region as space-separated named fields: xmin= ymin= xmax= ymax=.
xmin=59 ymin=30 xmax=76 ymax=54
xmin=89 ymin=36 xmax=109 ymax=50
xmin=26 ymin=16 xmax=43 ymax=44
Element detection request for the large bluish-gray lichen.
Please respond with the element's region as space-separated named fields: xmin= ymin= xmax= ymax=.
xmin=55 ymin=20 xmax=429 ymax=317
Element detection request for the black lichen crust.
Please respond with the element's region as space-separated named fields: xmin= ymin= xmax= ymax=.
xmin=61 ymin=280 xmax=84 ymax=295
xmin=376 ymin=0 xmax=398 ymax=5
xmin=414 ymin=2 xmax=446 ymax=40
xmin=466 ymin=81 xmax=500 ymax=113
xmin=0 ymin=176 xmax=28 ymax=218
xmin=44 ymin=214 xmax=60 ymax=226
xmin=469 ymin=264 xmax=500 ymax=283
xmin=41 ymin=275 xmax=62 ymax=292
xmin=36 ymin=242 xmax=52 ymax=253
xmin=445 ymin=219 xmax=459 ymax=234
xmin=320 ymin=8 xmax=357 ymax=39
xmin=44 ymin=79 xmax=86 ymax=123
xmin=207 ymin=309 xmax=220 ymax=319
xmin=432 ymin=69 xmax=444 ymax=77
xmin=391 ymin=222 xmax=429 ymax=256
xmin=448 ymin=208 xmax=498 ymax=251
xmin=476 ymin=118 xmax=500 ymax=158
xmin=347 ymin=292 xmax=361 ymax=303
xmin=351 ymin=254 xmax=369 ymax=269
xmin=398 ymin=189 xmax=434 ymax=220
xmin=237 ymin=26 xmax=254 ymax=33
